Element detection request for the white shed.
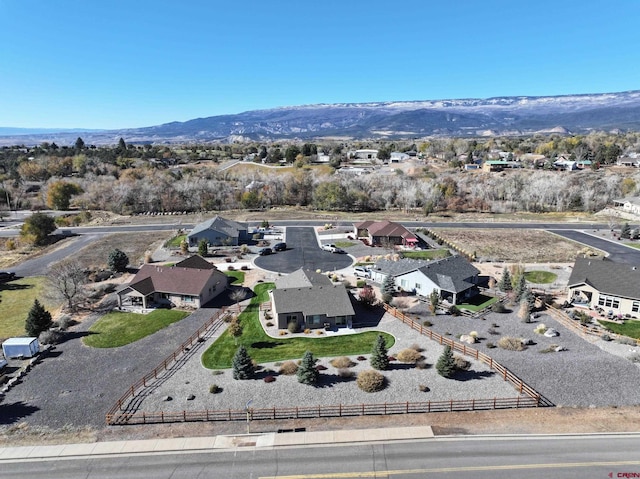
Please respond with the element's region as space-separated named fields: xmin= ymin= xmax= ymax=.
xmin=2 ymin=337 xmax=40 ymax=358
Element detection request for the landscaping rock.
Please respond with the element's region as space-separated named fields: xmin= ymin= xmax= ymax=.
xmin=163 ymin=395 xmax=172 ymax=401
xmin=460 ymin=334 xmax=477 ymax=344
xmin=544 ymin=328 xmax=560 ymax=337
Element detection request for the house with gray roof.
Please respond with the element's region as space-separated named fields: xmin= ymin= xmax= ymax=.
xmin=568 ymin=256 xmax=640 ymax=318
xmin=269 ymin=269 xmax=355 ymax=330
xmin=371 ymin=256 xmax=480 ymax=304
xmin=187 ymin=216 xmax=249 ymax=247
xmin=116 ymin=255 xmax=228 ymax=309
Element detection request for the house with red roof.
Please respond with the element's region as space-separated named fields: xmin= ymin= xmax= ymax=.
xmin=353 ymin=220 xmax=418 ymax=248
xmin=116 ymin=255 xmax=228 ymax=310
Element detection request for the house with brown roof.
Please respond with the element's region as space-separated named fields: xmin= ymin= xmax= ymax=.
xmin=116 ymin=255 xmax=228 ymax=309
xmin=269 ymin=269 xmax=355 ymax=330
xmin=354 ymin=220 xmax=418 ymax=247
xmin=567 ymin=256 xmax=640 ymax=318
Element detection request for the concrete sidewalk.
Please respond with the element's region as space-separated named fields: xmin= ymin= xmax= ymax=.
xmin=0 ymin=426 xmax=434 ymax=461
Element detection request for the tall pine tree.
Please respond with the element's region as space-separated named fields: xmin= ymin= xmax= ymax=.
xmin=370 ymin=334 xmax=389 ymax=370
xmin=232 ymin=345 xmax=254 ymax=380
xmin=381 ymin=275 xmax=396 ymax=304
xmin=25 ymin=299 xmax=53 ymax=337
xmin=514 ymin=273 xmax=527 ymax=302
xmin=498 ymin=267 xmax=512 ymax=292
xmin=297 ymin=351 xmax=319 ymax=385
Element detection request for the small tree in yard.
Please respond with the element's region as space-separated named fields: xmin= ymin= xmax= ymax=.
xmin=436 ymin=345 xmax=456 ymax=378
xmin=297 ymin=350 xmax=319 ymax=385
xmin=514 ymin=273 xmax=527 ymax=302
xmin=370 ymin=334 xmax=389 ymax=370
xmin=230 ymin=288 xmax=247 ymax=309
xmin=46 ymin=259 xmax=86 ymax=312
xmin=227 ymin=317 xmax=243 ymax=344
xmin=358 ymin=285 xmax=377 ymax=307
xmin=381 ymin=275 xmax=395 ymax=304
xmin=25 ymin=299 xmax=53 ymax=337
xmin=518 ymin=299 xmax=532 ymax=323
xmin=429 ymin=289 xmax=439 ymax=314
xmin=621 ymin=222 xmax=632 ymax=239
xmin=108 ymin=248 xmax=129 ymax=273
xmin=21 ymin=212 xmax=56 ymax=246
xmin=180 ymin=239 xmax=189 ymax=255
xmin=498 ymin=267 xmax=512 ymax=292
xmin=232 ymin=345 xmax=254 ymax=380
xmin=198 ymin=238 xmax=208 ymax=257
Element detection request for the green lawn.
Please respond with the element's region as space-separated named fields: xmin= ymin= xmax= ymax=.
xmin=225 ymin=270 xmax=245 ymax=285
xmin=0 ymin=277 xmax=59 ymax=340
xmin=457 ymin=294 xmax=498 ymax=312
xmin=625 ymin=243 xmax=640 ymax=250
xmin=164 ymin=234 xmax=186 ymax=248
xmin=401 ymin=249 xmax=451 ymax=260
xmin=84 ymin=309 xmax=189 ymax=348
xmin=524 ymin=270 xmax=558 ymax=284
xmin=201 ymin=283 xmax=395 ymax=369
xmin=598 ymin=319 xmax=640 ymax=339
xmin=335 ymin=241 xmax=356 ymax=248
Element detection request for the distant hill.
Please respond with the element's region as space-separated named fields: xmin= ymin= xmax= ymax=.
xmin=3 ymin=90 xmax=640 ymax=145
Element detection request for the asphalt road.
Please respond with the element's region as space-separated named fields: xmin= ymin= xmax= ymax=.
xmin=2 ymin=434 xmax=639 ymax=479
xmin=549 ymin=229 xmax=640 ymax=265
xmin=254 ymin=226 xmax=353 ymax=273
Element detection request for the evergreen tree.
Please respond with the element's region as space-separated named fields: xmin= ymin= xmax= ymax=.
xmin=514 ymin=273 xmax=527 ymax=302
xmin=232 ymin=345 xmax=254 ymax=380
xmin=621 ymin=222 xmax=632 ymax=239
xmin=198 ymin=238 xmax=208 ymax=256
xmin=108 ymin=248 xmax=129 ymax=272
xmin=429 ymin=289 xmax=439 ymax=314
xmin=522 ymin=288 xmax=536 ymax=310
xmin=297 ymin=351 xmax=319 ymax=385
xmin=436 ymin=345 xmax=456 ymax=378
xmin=370 ymin=334 xmax=389 ymax=370
xmin=25 ymin=299 xmax=53 ymax=337
xmin=498 ymin=267 xmax=512 ymax=292
xmin=381 ymin=275 xmax=395 ymax=304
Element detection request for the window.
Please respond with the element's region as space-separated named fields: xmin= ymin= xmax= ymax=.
xmin=598 ymin=295 xmax=620 ymax=309
xmin=181 ymin=295 xmax=194 ymax=302
xmin=633 ymin=302 xmax=640 ymax=313
xmin=415 ymin=283 xmax=421 ymax=290
xmin=286 ymin=314 xmax=297 ymax=322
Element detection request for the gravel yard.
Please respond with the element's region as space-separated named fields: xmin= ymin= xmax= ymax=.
xmin=132 ymin=312 xmax=525 ymax=416
xmin=407 ymin=303 xmax=640 ymax=407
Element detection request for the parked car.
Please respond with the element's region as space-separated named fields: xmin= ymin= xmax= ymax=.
xmin=259 ymin=247 xmax=272 ymax=256
xmin=273 ymin=242 xmax=287 ymax=251
xmin=321 ymin=244 xmax=345 ymax=253
xmin=0 ymin=271 xmax=16 ymax=283
xmin=354 ymin=266 xmax=371 ymax=278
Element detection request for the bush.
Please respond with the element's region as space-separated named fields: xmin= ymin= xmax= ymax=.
xmin=534 ymin=324 xmax=547 ymax=334
xmin=409 ymin=343 xmax=423 ymax=352
xmin=287 ymin=322 xmax=300 ymax=333
xmin=266 ymin=321 xmax=274 ymax=327
xmin=396 ymin=348 xmax=423 ymax=363
xmin=279 ymin=330 xmax=288 ymax=336
xmin=422 ymin=320 xmax=433 ymax=327
xmin=56 ymin=315 xmax=74 ymax=331
xmin=264 ymin=375 xmax=276 ymax=383
xmin=356 ymin=280 xmax=366 ymax=288
xmin=304 ymin=329 xmax=311 ymax=334
xmin=601 ymin=334 xmax=612 ymax=342
xmin=241 ymin=265 xmax=249 ymax=271
xmin=315 ymin=364 xmax=328 ymax=371
xmin=487 ymin=328 xmax=499 ymax=335
xmin=108 ymin=249 xmax=129 ymax=273
xmin=448 ymin=305 xmax=460 ymax=316
xmin=486 ymin=342 xmax=496 ymax=348
xmin=38 ymin=330 xmax=63 ymax=345
xmin=211 ymin=370 xmax=224 ymax=375
xmin=419 ymin=384 xmax=430 ymax=392
xmin=415 ymin=360 xmax=428 ymax=369
xmin=227 ymin=265 xmax=235 ymax=271
xmin=330 ymin=356 xmax=355 ymax=368
xmin=315 ymin=330 xmax=324 ymax=335
xmin=279 ymin=361 xmax=298 ymax=375
xmin=337 ymin=368 xmax=355 ymax=379
xmin=209 ymin=384 xmax=221 ymax=394
xmin=497 ymin=336 xmax=526 ymax=351
xmin=453 ymin=355 xmax=470 ymax=371
xmin=356 ymin=370 xmax=386 ymax=392
xmin=491 ymin=302 xmax=507 ymax=313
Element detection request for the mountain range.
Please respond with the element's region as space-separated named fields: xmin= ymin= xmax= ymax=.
xmin=3 ymin=90 xmax=640 ymax=145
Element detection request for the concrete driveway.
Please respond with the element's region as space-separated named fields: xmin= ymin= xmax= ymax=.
xmin=254 ymin=226 xmax=353 ymax=273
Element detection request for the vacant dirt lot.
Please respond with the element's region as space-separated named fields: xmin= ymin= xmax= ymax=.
xmin=432 ymin=228 xmax=599 ymax=263
xmin=74 ymin=232 xmax=172 ymax=269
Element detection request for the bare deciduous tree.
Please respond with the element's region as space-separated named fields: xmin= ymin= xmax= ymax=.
xmin=46 ymin=259 xmax=87 ymax=312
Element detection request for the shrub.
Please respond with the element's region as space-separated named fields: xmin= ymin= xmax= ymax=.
xmin=448 ymin=305 xmax=460 ymax=316
xmin=330 ymin=356 xmax=355 ymax=368
xmin=279 ymin=361 xmax=298 ymax=375
xmin=453 ymin=355 xmax=470 ymax=371
xmin=491 ymin=302 xmax=507 ymax=313
xmin=469 ymin=331 xmax=478 ymax=339
xmin=56 ymin=315 xmax=74 ymax=331
xmin=279 ymin=330 xmax=288 ymax=336
xmin=356 ymin=370 xmax=386 ymax=392
xmin=264 ymin=375 xmax=276 ymax=383
xmin=357 ymin=356 xmax=366 ymax=361
xmin=497 ymin=336 xmax=526 ymax=351
xmin=358 ymin=285 xmax=377 ymax=307
xmin=209 ymin=384 xmax=221 ymax=394
xmin=534 ymin=324 xmax=547 ymax=334
xmin=266 ymin=321 xmax=274 ymax=327
xmin=356 ymin=280 xmax=366 ymax=288
xmin=419 ymin=384 xmax=430 ymax=392
xmin=539 ymin=344 xmax=559 ymax=354
xmin=241 ymin=265 xmax=249 ymax=271
xmin=227 ymin=265 xmax=235 ymax=271
xmin=108 ymin=249 xmax=129 ymax=273
xmin=601 ymin=334 xmax=612 ymax=342
xmin=38 ymin=330 xmax=63 ymax=345
xmin=422 ymin=320 xmax=433 ymax=327
xmin=211 ymin=370 xmax=224 ymax=375
xmin=315 ymin=364 xmax=328 ymax=371
xmin=415 ymin=360 xmax=428 ymax=369
xmin=486 ymin=342 xmax=496 ymax=348
xmin=409 ymin=343 xmax=423 ymax=352
xmin=315 ymin=330 xmax=324 ymax=335
xmin=487 ymin=328 xmax=499 ymax=335
xmin=287 ymin=322 xmax=300 ymax=333
xmin=396 ymin=348 xmax=423 ymax=363
xmin=304 ymin=329 xmax=311 ymax=334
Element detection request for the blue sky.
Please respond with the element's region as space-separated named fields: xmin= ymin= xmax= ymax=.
xmin=1 ymin=0 xmax=639 ymax=129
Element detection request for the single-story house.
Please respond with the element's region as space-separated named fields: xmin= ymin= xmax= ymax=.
xmin=269 ymin=269 xmax=355 ymax=330
xmin=187 ymin=216 xmax=249 ymax=247
xmin=567 ymin=256 xmax=640 ymax=318
xmin=371 ymin=256 xmax=481 ymax=305
xmin=613 ymin=197 xmax=640 ymax=216
xmin=354 ymin=220 xmax=418 ymax=248
xmin=349 ymin=149 xmax=378 ymax=160
xmin=116 ymin=255 xmax=228 ymax=309
xmin=390 ymin=152 xmax=410 ymax=163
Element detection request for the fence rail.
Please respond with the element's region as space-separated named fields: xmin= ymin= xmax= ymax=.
xmin=106 ymin=396 xmax=538 ymax=425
